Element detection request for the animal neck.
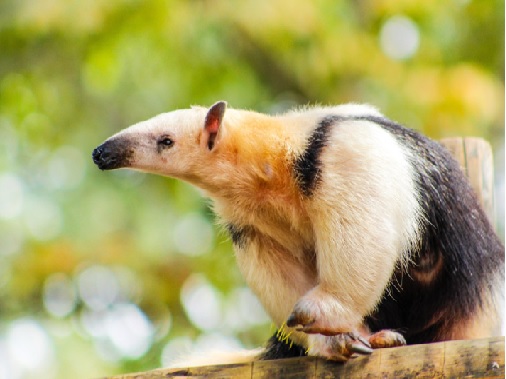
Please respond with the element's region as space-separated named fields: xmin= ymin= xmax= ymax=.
xmin=191 ymin=112 xmax=306 ymax=226
xmin=204 ymin=114 xmax=294 ymax=193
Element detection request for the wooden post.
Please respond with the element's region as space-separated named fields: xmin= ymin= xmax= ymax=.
xmin=103 ymin=337 xmax=504 ymax=378
xmin=440 ymin=137 xmax=495 ymax=223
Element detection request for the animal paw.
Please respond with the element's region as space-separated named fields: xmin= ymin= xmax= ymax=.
xmin=286 ymin=288 xmax=359 ymax=336
xmin=368 ymin=330 xmax=406 ymax=349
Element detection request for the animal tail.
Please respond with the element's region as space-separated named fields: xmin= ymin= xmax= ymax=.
xmin=166 ymin=348 xmax=263 ymax=368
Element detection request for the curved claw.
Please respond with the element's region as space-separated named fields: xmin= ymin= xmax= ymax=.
xmin=349 ymin=342 xmax=373 ymax=355
xmin=347 ymin=333 xmax=372 ymax=348
xmin=343 ymin=333 xmax=373 ymax=356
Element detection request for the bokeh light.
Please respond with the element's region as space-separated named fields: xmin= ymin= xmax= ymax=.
xmin=79 ymin=304 xmax=157 ymax=361
xmin=43 ymin=146 xmax=86 ymax=191
xmin=379 ymin=15 xmax=420 ymax=60
xmin=101 ymin=303 xmax=155 ymax=360
xmin=173 ymin=213 xmax=215 ymax=256
xmin=23 ymin=196 xmax=63 ymax=241
xmin=77 ymin=265 xmax=120 ymax=312
xmin=225 ymin=287 xmax=270 ymax=332
xmin=0 ymin=225 xmax=24 ymax=257
xmin=0 ymin=173 xmax=24 ymax=220
xmin=3 ymin=319 xmax=55 ymax=378
xmin=181 ymin=274 xmax=222 ymax=332
xmin=43 ymin=273 xmax=77 ymax=318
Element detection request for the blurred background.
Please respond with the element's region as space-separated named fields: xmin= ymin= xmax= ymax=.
xmin=0 ymin=0 xmax=503 ymax=378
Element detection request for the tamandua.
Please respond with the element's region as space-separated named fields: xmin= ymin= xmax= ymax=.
xmin=92 ymin=101 xmax=504 ymax=362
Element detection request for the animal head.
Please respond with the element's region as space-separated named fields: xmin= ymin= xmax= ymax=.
xmin=92 ymin=101 xmax=227 ymax=182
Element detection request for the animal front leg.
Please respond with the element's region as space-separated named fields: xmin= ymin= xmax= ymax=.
xmin=232 ymin=231 xmax=318 ymax=338
xmin=304 ymin=329 xmax=406 ymax=361
xmin=286 ymin=285 xmax=362 ymax=336
xmin=285 ymin=204 xmax=407 ymax=359
xmin=286 ymin=286 xmax=375 ymax=360
xmin=286 ymin=286 xmax=406 ymax=359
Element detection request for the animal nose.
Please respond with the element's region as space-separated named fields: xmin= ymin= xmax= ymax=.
xmin=92 ymin=145 xmax=113 ymax=167
xmin=92 ymin=142 xmax=118 ymax=170
xmin=92 ymin=139 xmax=132 ymax=170
xmin=92 ymin=146 xmax=104 ymax=164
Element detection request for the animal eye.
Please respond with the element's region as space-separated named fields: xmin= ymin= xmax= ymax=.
xmin=157 ymin=137 xmax=174 ymax=148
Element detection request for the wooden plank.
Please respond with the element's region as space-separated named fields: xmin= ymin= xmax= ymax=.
xmin=101 ymin=337 xmax=504 ymax=379
xmin=316 ymin=350 xmax=379 ymax=378
xmin=463 ymin=137 xmax=495 ymax=223
xmin=441 ymin=137 xmax=467 ymax=176
xmin=379 ymin=341 xmax=445 ymax=378
xmin=191 ymin=362 xmax=252 ymax=379
xmin=444 ymin=337 xmax=489 ymax=378
xmin=252 ymin=356 xmax=317 ymax=379
xmin=439 ymin=137 xmax=495 ymax=222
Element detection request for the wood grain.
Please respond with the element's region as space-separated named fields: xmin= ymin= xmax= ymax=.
xmin=101 ymin=337 xmax=504 ymax=379
xmin=440 ymin=137 xmax=495 ymax=222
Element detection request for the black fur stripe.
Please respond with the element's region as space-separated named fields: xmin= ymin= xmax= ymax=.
xmin=294 ymin=116 xmax=336 ymax=196
xmin=225 ymin=224 xmax=249 ymax=248
xmin=258 ymin=332 xmax=307 ymax=360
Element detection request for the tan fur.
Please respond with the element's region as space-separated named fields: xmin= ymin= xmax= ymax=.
xmin=447 ymin=272 xmax=504 ymax=340
xmin=410 ymin=250 xmax=444 ymax=285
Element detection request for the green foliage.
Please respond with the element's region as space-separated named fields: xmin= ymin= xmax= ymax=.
xmin=0 ymin=0 xmax=503 ymax=378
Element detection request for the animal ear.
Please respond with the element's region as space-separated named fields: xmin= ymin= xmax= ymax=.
xmin=201 ymin=101 xmax=227 ymax=150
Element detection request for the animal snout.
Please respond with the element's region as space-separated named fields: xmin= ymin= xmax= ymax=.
xmin=92 ymin=140 xmax=131 ymax=170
